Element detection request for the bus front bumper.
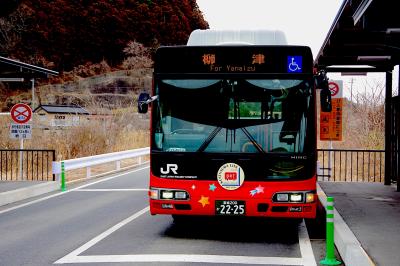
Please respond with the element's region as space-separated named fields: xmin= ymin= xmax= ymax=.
xmin=149 ymin=178 xmax=317 ymax=219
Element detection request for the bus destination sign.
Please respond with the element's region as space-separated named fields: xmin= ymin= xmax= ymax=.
xmin=155 ymin=46 xmax=313 ymax=74
xmin=202 ymin=53 xmax=266 ymax=73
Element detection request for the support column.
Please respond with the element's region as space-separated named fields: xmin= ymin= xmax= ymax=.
xmin=385 ymin=70 xmax=393 ymax=185
xmin=398 ymin=66 xmax=400 ymax=191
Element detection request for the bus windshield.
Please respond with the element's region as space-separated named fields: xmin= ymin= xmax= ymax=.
xmin=152 ymin=78 xmax=313 ymax=154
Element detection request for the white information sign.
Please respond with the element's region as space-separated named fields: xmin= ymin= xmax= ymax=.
xmin=51 ymin=115 xmax=80 ymax=127
xmin=10 ymin=123 xmax=32 ymax=139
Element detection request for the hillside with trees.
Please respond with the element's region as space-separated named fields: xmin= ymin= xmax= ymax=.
xmin=0 ymin=0 xmax=208 ymax=70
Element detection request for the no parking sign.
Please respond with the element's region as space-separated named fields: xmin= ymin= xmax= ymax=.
xmin=328 ymin=81 xmax=343 ymax=98
xmin=10 ymin=103 xmax=32 ymax=124
xmin=10 ymin=103 xmax=32 ymax=139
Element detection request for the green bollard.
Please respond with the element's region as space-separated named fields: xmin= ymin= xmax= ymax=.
xmin=320 ymin=197 xmax=341 ymax=265
xmin=61 ymin=161 xmax=66 ymax=192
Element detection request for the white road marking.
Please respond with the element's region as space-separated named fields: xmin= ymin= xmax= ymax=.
xmin=55 ymin=206 xmax=150 ymax=264
xmin=76 ymin=189 xmax=148 ymax=192
xmin=0 ymin=166 xmax=149 ymax=215
xmin=55 ymin=208 xmax=316 ymax=265
xmin=298 ymin=220 xmax=317 ymax=266
xmin=56 ymin=254 xmax=304 ymax=265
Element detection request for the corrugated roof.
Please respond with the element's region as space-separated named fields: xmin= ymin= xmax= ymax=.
xmin=34 ymin=105 xmax=90 ymax=115
xmin=315 ymin=0 xmax=400 ymax=72
xmin=0 ymin=56 xmax=59 ymax=79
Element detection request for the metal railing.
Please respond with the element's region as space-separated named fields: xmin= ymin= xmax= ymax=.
xmin=0 ymin=148 xmax=385 ymax=183
xmin=317 ymin=149 xmax=385 ymax=182
xmin=0 ymin=149 xmax=56 ymax=181
xmin=52 ymin=147 xmax=150 ymax=182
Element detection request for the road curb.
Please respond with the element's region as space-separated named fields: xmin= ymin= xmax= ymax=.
xmin=317 ymin=183 xmax=376 ymax=266
xmin=0 ymin=182 xmax=59 ymax=207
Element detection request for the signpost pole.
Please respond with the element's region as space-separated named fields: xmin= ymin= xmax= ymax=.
xmin=328 ymin=141 xmax=333 ymax=179
xmin=19 ymin=138 xmax=24 ymax=180
xmin=31 ymin=78 xmax=35 ymax=110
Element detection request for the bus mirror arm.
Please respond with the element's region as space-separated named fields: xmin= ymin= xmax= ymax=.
xmin=138 ymin=93 xmax=158 ymax=114
xmin=145 ymin=95 xmax=159 ymax=104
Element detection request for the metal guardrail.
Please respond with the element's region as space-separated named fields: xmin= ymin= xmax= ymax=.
xmin=0 ymin=149 xmax=56 ymax=181
xmin=52 ymin=147 xmax=150 ymax=181
xmin=317 ymin=149 xmax=385 ymax=182
xmin=0 ymin=147 xmax=385 ymax=184
xmin=52 ymin=147 xmax=384 ymax=183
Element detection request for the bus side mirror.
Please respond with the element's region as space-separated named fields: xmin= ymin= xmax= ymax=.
xmin=315 ymin=70 xmax=332 ymax=112
xmin=320 ymin=87 xmax=332 ymax=112
xmin=138 ymin=93 xmax=159 ymax=114
xmin=138 ymin=92 xmax=150 ymax=113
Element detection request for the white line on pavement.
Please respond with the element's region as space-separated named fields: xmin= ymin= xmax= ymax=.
xmin=298 ymin=220 xmax=317 ymax=266
xmin=0 ymin=166 xmax=149 ymax=215
xmin=55 ymin=206 xmax=150 ymax=264
xmin=55 ymin=254 xmax=304 ymax=265
xmin=55 ymin=207 xmax=316 ymax=265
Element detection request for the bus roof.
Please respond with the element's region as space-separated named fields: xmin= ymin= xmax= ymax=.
xmin=187 ymin=29 xmax=288 ymax=46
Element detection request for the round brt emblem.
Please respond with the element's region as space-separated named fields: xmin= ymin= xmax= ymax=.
xmin=217 ymin=163 xmax=245 ymax=190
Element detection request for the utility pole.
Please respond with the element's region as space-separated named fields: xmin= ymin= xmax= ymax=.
xmin=31 ymin=78 xmax=35 ymax=110
xmin=349 ymin=77 xmax=354 ymax=103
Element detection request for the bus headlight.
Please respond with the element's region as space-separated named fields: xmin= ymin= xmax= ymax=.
xmin=150 ymin=188 xmax=189 ymax=200
xmin=161 ymin=191 xmax=174 ymax=199
xmin=289 ymin=193 xmax=303 ymax=202
xmin=175 ymin=191 xmax=188 ymax=199
xmin=276 ymin=193 xmax=289 ymax=202
xmin=273 ymin=191 xmax=315 ymax=203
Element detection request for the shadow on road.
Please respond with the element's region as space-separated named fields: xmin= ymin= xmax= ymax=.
xmin=163 ymin=216 xmax=300 ymax=244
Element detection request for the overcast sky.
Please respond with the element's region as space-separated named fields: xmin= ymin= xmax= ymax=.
xmin=196 ymin=0 xmax=343 ymax=59
xmin=196 ymin=0 xmax=398 ymax=99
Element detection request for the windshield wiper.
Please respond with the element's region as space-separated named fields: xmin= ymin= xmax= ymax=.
xmin=197 ymin=127 xmax=222 ymax=152
xmin=241 ymin=127 xmax=265 ymax=153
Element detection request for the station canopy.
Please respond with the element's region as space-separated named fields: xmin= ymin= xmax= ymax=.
xmin=0 ymin=56 xmax=58 ymax=81
xmin=314 ymin=0 xmax=400 ymax=73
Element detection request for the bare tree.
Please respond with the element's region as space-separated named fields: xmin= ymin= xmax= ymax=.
xmin=0 ymin=5 xmax=30 ymax=54
xmin=122 ymin=41 xmax=153 ymax=70
xmin=346 ymin=80 xmax=385 ymax=149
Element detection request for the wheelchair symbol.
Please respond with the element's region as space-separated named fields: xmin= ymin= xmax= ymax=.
xmin=288 ymin=57 xmax=301 ymax=72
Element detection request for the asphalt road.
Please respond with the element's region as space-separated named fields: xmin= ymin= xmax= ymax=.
xmin=0 ymin=165 xmax=337 ymax=266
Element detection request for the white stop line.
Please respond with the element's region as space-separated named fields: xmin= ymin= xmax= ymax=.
xmin=55 ymin=207 xmax=316 ymax=266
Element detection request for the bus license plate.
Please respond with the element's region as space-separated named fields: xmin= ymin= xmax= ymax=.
xmin=215 ymin=200 xmax=245 ymax=215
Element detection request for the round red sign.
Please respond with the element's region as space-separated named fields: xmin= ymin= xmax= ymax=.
xmin=328 ymin=82 xmax=340 ymax=97
xmin=10 ymin=103 xmax=32 ymax=124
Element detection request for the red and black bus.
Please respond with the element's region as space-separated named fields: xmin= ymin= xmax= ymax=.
xmin=139 ymin=31 xmax=330 ymax=220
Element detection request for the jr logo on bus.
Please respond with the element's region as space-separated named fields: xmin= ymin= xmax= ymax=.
xmin=217 ymin=163 xmax=245 ymax=190
xmin=160 ymin=164 xmax=178 ymax=175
